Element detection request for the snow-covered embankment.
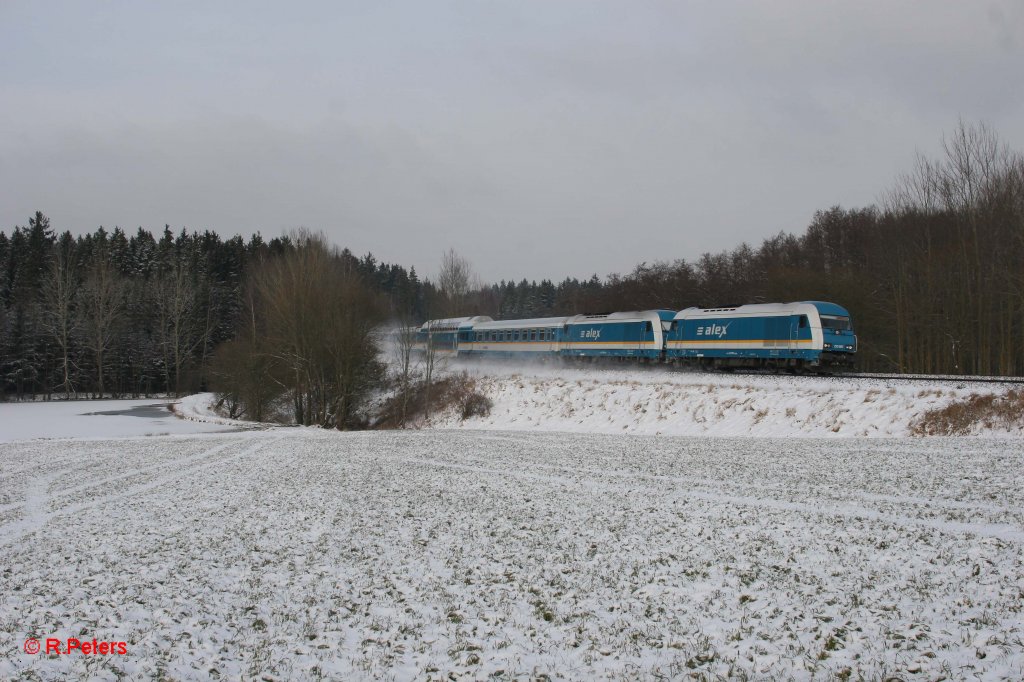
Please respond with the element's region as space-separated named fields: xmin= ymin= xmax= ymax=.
xmin=424 ymin=363 xmax=1024 ymax=437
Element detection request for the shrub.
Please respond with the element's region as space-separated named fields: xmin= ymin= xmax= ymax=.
xmin=911 ymin=389 xmax=1024 ymax=435
xmin=460 ymin=392 xmax=492 ymax=420
xmin=374 ymin=371 xmax=492 ymax=427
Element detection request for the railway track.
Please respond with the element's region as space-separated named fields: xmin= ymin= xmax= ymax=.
xmin=722 ymin=368 xmax=1024 ymax=384
xmin=837 ymin=372 xmax=1024 ymax=385
xmin=459 ymin=356 xmax=1024 ymax=385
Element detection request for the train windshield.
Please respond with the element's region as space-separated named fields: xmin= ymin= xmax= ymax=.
xmin=820 ymin=315 xmax=852 ymax=332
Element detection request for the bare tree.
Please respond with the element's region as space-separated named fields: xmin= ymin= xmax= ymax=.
xmin=438 ymin=248 xmax=474 ymax=317
xmin=249 ymin=230 xmax=385 ymax=428
xmin=79 ymin=254 xmax=124 ymax=397
xmin=41 ymin=240 xmax=79 ymax=396
xmin=154 ymin=260 xmax=207 ymax=396
xmin=421 ymin=319 xmax=438 ymax=420
xmin=390 ymin=312 xmax=419 ymax=426
xmin=211 ymin=275 xmax=280 ymax=421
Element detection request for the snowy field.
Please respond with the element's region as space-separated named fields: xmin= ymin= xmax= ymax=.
xmin=2 ymin=424 xmax=1023 ymax=680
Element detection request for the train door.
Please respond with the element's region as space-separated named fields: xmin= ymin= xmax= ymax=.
xmin=789 ymin=315 xmax=808 ymax=354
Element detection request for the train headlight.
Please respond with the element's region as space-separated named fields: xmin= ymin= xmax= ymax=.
xmin=823 ymin=343 xmax=832 ymax=349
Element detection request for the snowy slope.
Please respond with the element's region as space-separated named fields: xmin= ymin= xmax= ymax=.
xmin=422 ymin=362 xmax=1024 ymax=437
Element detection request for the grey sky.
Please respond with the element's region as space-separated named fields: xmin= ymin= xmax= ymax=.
xmin=2 ymin=1 xmax=1022 ymax=282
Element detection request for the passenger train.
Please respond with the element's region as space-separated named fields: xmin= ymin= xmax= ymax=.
xmin=414 ymin=301 xmax=857 ymax=370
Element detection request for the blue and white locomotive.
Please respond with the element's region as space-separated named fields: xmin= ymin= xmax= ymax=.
xmin=414 ymin=301 xmax=856 ymax=370
xmin=666 ymin=301 xmax=856 ymax=369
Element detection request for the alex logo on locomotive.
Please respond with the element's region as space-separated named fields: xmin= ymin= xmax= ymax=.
xmin=696 ymin=323 xmax=731 ymax=338
xmin=581 ymin=329 xmax=602 ymax=340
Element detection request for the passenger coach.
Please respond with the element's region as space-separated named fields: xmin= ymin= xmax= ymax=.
xmin=457 ymin=316 xmax=566 ymax=358
xmin=560 ymin=310 xmax=674 ymax=360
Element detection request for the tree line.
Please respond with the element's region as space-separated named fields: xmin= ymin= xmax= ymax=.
xmin=0 ymin=220 xmax=434 ymax=400
xmin=2 ymin=120 xmax=1022 ymax=411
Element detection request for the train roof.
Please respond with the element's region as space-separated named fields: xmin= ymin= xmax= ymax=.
xmin=471 ymin=316 xmax=570 ymax=330
xmin=803 ymin=301 xmax=852 ymax=316
xmin=420 ymin=316 xmax=493 ymax=332
xmin=674 ymin=301 xmax=850 ymax=320
xmin=566 ymin=310 xmax=675 ymax=325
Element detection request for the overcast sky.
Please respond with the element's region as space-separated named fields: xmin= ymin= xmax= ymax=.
xmin=2 ymin=1 xmax=1022 ymax=282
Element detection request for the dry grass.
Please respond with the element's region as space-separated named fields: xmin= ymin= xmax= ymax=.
xmin=911 ymin=389 xmax=1024 ymax=436
xmin=375 ymin=372 xmax=492 ymax=428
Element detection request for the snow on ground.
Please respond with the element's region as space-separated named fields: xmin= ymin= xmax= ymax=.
xmin=2 ymin=427 xmax=1022 ymax=680
xmin=424 ymin=360 xmax=1024 ymax=437
xmin=173 ymin=393 xmax=271 ymax=429
xmin=0 ymin=398 xmax=241 ymax=443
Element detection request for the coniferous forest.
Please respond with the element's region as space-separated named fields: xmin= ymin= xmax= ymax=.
xmin=2 ymin=121 xmax=1023 ymax=403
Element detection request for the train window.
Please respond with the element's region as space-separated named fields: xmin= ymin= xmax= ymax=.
xmin=531 ymin=330 xmax=538 ymax=341
xmin=821 ymin=315 xmax=851 ymax=331
xmin=799 ymin=315 xmax=808 ymax=329
xmin=644 ymin=322 xmax=652 ymax=333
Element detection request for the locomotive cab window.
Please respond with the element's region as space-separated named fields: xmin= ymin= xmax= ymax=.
xmin=820 ymin=315 xmax=852 ymax=332
xmin=798 ymin=315 xmax=808 ymax=329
